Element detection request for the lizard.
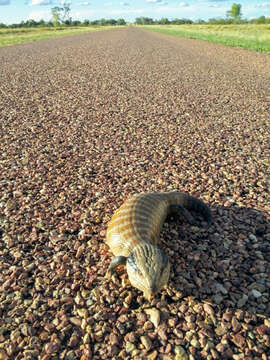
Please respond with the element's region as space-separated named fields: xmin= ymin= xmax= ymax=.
xmin=105 ymin=191 xmax=212 ymax=300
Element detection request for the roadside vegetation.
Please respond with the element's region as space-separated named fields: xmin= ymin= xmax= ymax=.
xmin=134 ymin=4 xmax=270 ymax=54
xmin=139 ymin=24 xmax=270 ymax=54
xmin=0 ymin=25 xmax=125 ymax=48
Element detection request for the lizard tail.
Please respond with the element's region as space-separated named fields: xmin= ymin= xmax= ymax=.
xmin=165 ymin=191 xmax=212 ymax=224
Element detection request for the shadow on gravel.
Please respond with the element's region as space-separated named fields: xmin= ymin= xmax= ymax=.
xmin=164 ymin=204 xmax=270 ymax=316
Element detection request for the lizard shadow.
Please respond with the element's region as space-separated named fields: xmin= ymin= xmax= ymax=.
xmin=163 ymin=203 xmax=270 ymax=316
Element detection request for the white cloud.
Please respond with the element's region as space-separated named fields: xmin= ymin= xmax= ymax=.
xmin=255 ymin=2 xmax=270 ymax=8
xmin=179 ymin=2 xmax=189 ymax=7
xmin=27 ymin=9 xmax=51 ymax=20
xmin=109 ymin=8 xmax=145 ymax=15
xmin=70 ymin=9 xmax=95 ymax=18
xmin=79 ymin=2 xmax=91 ymax=5
xmin=29 ymin=0 xmax=53 ymax=5
xmin=209 ymin=3 xmax=221 ymax=8
xmin=0 ymin=0 xmax=10 ymax=4
xmin=145 ymin=0 xmax=168 ymax=4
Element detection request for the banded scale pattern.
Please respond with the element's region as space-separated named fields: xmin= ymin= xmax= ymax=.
xmin=106 ymin=191 xmax=212 ymax=300
xmin=106 ymin=192 xmax=168 ymax=257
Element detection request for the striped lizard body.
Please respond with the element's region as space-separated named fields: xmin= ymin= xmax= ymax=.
xmin=106 ymin=191 xmax=212 ymax=300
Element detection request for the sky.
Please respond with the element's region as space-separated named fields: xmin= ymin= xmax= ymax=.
xmin=0 ymin=0 xmax=270 ymax=24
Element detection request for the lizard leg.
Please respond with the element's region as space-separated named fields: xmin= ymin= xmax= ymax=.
xmin=105 ymin=256 xmax=127 ymax=278
xmin=168 ymin=204 xmax=196 ymax=225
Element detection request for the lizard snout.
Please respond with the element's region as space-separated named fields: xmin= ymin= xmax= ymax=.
xmin=144 ymin=284 xmax=158 ymax=301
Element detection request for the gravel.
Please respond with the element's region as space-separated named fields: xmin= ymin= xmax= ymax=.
xmin=0 ymin=27 xmax=270 ymax=359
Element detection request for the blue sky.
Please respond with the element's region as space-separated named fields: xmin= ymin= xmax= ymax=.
xmin=0 ymin=0 xmax=270 ymax=24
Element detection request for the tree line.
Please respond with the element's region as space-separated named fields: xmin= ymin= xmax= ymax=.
xmin=0 ymin=18 xmax=127 ymax=28
xmin=134 ymin=4 xmax=269 ymax=25
xmin=134 ymin=16 xmax=270 ymax=25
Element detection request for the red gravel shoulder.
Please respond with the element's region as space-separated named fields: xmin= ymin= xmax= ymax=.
xmin=0 ymin=27 xmax=269 ymax=359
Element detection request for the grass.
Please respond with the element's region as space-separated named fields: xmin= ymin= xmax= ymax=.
xmin=0 ymin=26 xmax=125 ymax=48
xmin=140 ymin=24 xmax=270 ymax=53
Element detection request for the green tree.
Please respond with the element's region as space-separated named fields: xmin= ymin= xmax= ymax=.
xmin=38 ymin=19 xmax=46 ymax=27
xmin=64 ymin=19 xmax=72 ymax=26
xmin=99 ymin=18 xmax=107 ymax=26
xmin=51 ymin=2 xmax=71 ymax=26
xmin=25 ymin=19 xmax=38 ymax=27
xmin=159 ymin=17 xmax=170 ymax=25
xmin=135 ymin=17 xmax=142 ymax=25
xmin=196 ymin=19 xmax=206 ymax=24
xmin=71 ymin=20 xmax=81 ymax=26
xmin=106 ymin=19 xmax=117 ymax=25
xmin=117 ymin=18 xmax=126 ymax=25
xmin=51 ymin=6 xmax=62 ymax=26
xmin=135 ymin=17 xmax=154 ymax=25
xmin=62 ymin=2 xmax=71 ymax=23
xmin=226 ymin=3 xmax=242 ymax=20
xmin=255 ymin=16 xmax=266 ymax=24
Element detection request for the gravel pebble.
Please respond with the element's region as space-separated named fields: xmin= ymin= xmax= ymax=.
xmin=203 ymin=303 xmax=215 ymax=315
xmin=250 ymin=289 xmax=262 ymax=298
xmin=144 ymin=308 xmax=160 ymax=328
xmin=140 ymin=335 xmax=152 ymax=351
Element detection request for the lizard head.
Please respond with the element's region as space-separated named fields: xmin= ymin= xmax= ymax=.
xmin=126 ymin=242 xmax=170 ymax=301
